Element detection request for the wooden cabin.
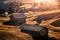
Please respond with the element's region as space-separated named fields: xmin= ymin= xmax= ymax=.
xmin=10 ymin=13 xmax=27 ymax=24
xmin=21 ymin=24 xmax=48 ymax=40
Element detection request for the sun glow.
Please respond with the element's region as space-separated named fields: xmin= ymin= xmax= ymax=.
xmin=33 ymin=0 xmax=59 ymax=9
xmin=35 ymin=0 xmax=43 ymax=3
xmin=35 ymin=0 xmax=56 ymax=4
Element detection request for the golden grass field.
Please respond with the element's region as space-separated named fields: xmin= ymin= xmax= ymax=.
xmin=25 ymin=9 xmax=60 ymax=40
xmin=0 ymin=25 xmax=33 ymax=40
xmin=0 ymin=9 xmax=60 ymax=40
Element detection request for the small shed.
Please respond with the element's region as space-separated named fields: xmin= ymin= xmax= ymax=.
xmin=10 ymin=13 xmax=27 ymax=24
xmin=21 ymin=24 xmax=48 ymax=40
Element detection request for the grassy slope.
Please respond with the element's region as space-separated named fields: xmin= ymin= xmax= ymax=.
xmin=26 ymin=9 xmax=60 ymax=40
xmin=0 ymin=24 xmax=33 ymax=40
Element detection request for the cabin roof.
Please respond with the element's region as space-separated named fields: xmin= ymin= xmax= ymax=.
xmin=12 ymin=13 xmax=27 ymax=18
xmin=21 ymin=24 xmax=43 ymax=31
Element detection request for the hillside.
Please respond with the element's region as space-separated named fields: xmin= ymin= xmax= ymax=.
xmin=0 ymin=23 xmax=33 ymax=40
xmin=25 ymin=9 xmax=60 ymax=40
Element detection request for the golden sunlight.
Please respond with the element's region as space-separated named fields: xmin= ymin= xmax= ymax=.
xmin=33 ymin=0 xmax=59 ymax=9
xmin=35 ymin=0 xmax=56 ymax=4
xmin=35 ymin=0 xmax=43 ymax=3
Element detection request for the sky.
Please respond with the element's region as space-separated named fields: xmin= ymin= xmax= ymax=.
xmin=0 ymin=0 xmax=60 ymax=11
xmin=0 ymin=0 xmax=59 ymax=3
